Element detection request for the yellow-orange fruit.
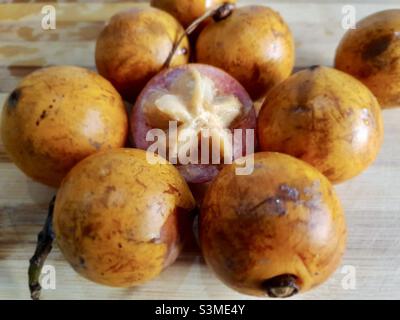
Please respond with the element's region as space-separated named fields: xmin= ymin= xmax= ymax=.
xmin=200 ymin=152 xmax=347 ymax=297
xmin=335 ymin=9 xmax=400 ymax=108
xmin=151 ymin=0 xmax=237 ymax=28
xmin=0 ymin=66 xmax=128 ymax=187
xmin=257 ymin=66 xmax=384 ymax=184
xmin=196 ymin=5 xmax=295 ymax=100
xmin=54 ymin=148 xmax=195 ymax=287
xmin=95 ymin=7 xmax=190 ymax=102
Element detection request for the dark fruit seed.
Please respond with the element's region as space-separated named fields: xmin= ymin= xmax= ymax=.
xmin=7 ymin=89 xmax=21 ymax=109
xmin=261 ymin=274 xmax=300 ymax=298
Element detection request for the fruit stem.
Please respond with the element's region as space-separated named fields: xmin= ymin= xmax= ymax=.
xmin=262 ymin=274 xmax=300 ymax=298
xmin=28 ymin=196 xmax=56 ymax=300
xmin=164 ymin=2 xmax=236 ymax=68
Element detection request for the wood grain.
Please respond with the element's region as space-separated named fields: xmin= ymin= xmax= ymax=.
xmin=1 ymin=1 xmax=400 ymax=300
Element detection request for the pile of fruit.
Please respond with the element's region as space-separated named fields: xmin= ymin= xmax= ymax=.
xmin=1 ymin=1 xmax=399 ymax=299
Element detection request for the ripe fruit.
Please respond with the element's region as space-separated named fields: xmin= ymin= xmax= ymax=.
xmin=150 ymin=0 xmax=237 ymax=28
xmin=196 ymin=5 xmax=295 ymax=100
xmin=200 ymin=152 xmax=347 ymax=298
xmin=130 ymin=63 xmax=256 ymax=184
xmin=335 ymin=9 xmax=400 ymax=108
xmin=1 ymin=66 xmax=128 ymax=187
xmin=53 ymin=148 xmax=195 ymax=287
xmin=257 ymin=66 xmax=384 ymax=184
xmin=95 ymin=7 xmax=190 ymax=102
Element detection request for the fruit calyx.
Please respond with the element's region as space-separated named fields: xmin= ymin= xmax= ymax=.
xmin=143 ymin=66 xmax=242 ymax=161
xmin=262 ymin=274 xmax=300 ymax=298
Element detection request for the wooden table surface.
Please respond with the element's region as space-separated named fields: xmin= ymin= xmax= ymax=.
xmin=1 ymin=0 xmax=400 ymax=300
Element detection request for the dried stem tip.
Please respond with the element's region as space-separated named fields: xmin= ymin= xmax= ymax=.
xmin=28 ymin=196 xmax=56 ymax=300
xmin=164 ymin=2 xmax=236 ymax=68
xmin=213 ymin=3 xmax=235 ymax=22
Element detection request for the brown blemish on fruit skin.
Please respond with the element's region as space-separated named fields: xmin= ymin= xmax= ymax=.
xmin=36 ymin=109 xmax=48 ymax=126
xmin=0 ymin=66 xmax=128 ymax=187
xmin=82 ymin=222 xmax=102 ymax=241
xmin=362 ymin=34 xmax=394 ymax=60
xmin=335 ymin=9 xmax=400 ymax=108
xmin=196 ymin=5 xmax=295 ymax=100
xmin=164 ymin=183 xmax=181 ymax=196
xmin=54 ymin=149 xmax=195 ymax=287
xmin=257 ymin=66 xmax=384 ymax=184
xmin=200 ymin=152 xmax=347 ymax=297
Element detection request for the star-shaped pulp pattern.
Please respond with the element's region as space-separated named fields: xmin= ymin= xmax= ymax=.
xmin=144 ymin=67 xmax=242 ymax=162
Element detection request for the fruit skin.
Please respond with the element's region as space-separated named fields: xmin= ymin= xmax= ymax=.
xmin=151 ymin=0 xmax=237 ymax=28
xmin=131 ymin=63 xmax=256 ymax=184
xmin=335 ymin=9 xmax=400 ymax=108
xmin=0 ymin=66 xmax=128 ymax=187
xmin=200 ymin=152 xmax=347 ymax=297
xmin=95 ymin=7 xmax=190 ymax=102
xmin=196 ymin=5 xmax=295 ymax=100
xmin=53 ymin=148 xmax=195 ymax=287
xmin=257 ymin=66 xmax=384 ymax=184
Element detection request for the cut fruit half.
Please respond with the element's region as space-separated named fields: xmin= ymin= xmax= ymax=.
xmin=131 ymin=64 xmax=256 ymax=183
